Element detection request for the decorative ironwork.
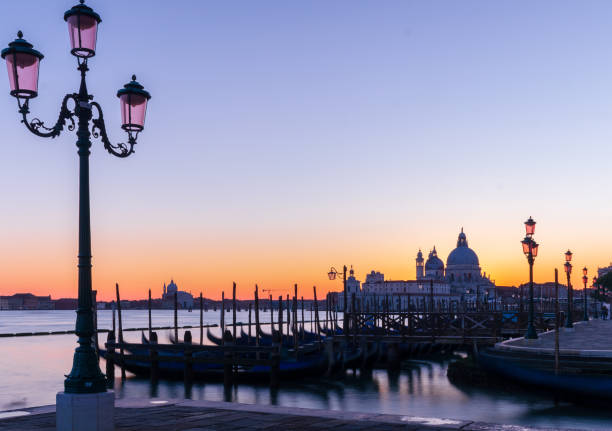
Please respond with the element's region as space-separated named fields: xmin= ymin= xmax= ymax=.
xmin=18 ymin=93 xmax=77 ymax=138
xmin=90 ymin=101 xmax=136 ymax=158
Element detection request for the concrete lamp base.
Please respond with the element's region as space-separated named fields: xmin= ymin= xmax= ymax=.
xmin=56 ymin=391 xmax=114 ymax=431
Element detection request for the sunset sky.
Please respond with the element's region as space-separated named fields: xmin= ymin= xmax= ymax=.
xmin=1 ymin=1 xmax=611 ymax=301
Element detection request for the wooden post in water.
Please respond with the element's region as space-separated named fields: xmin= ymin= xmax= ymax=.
xmin=286 ymin=294 xmax=291 ymax=339
xmin=270 ymin=330 xmax=281 ymax=388
xmin=255 ymin=285 xmax=261 ymax=358
xmin=278 ymin=296 xmax=284 ymax=342
xmin=293 ymin=285 xmax=298 ymax=349
xmin=105 ymin=330 xmax=115 ymax=385
xmin=112 ymin=302 xmax=116 ymax=338
xmin=115 ymin=283 xmax=126 ymax=380
xmin=313 ymin=286 xmax=321 ymax=343
xmin=199 ymin=292 xmax=203 ymax=345
xmin=221 ymin=291 xmax=225 ymax=346
xmin=223 ymin=329 xmax=233 ymax=387
xmin=301 ymin=296 xmax=305 ymax=340
xmin=148 ymin=288 xmax=152 ymax=340
xmin=269 ymin=294 xmax=274 ymax=333
xmin=174 ymin=290 xmax=178 ymax=342
xmin=325 ymin=293 xmax=329 ymax=333
xmin=248 ymin=302 xmax=252 ymax=341
xmin=293 ymin=295 xmax=298 ymax=356
xmin=232 ymin=282 xmax=237 ymax=341
xmin=554 ymin=269 xmax=560 ymax=375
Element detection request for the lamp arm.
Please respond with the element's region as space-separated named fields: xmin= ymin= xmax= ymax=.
xmin=90 ymin=101 xmax=136 ymax=158
xmin=18 ymin=94 xmax=77 ymax=138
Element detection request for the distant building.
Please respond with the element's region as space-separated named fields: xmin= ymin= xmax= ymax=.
xmin=161 ymin=279 xmax=194 ymax=309
xmin=598 ymin=264 xmax=612 ymax=279
xmin=338 ymin=229 xmax=497 ymax=310
xmin=0 ymin=293 xmax=53 ymax=310
xmin=54 ymin=298 xmax=78 ymax=310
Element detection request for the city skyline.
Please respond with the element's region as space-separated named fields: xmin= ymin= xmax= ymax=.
xmin=1 ymin=1 xmax=611 ymax=301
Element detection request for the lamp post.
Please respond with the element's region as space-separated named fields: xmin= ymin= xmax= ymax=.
xmin=328 ymin=265 xmax=348 ymax=333
xmin=2 ymin=2 xmax=150 ymax=396
xmin=564 ymin=250 xmax=573 ymax=328
xmin=521 ymin=217 xmax=539 ymax=339
xmin=582 ymin=267 xmax=589 ymax=321
xmin=593 ymin=276 xmax=599 ymax=319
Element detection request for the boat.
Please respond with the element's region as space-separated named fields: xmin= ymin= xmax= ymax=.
xmin=478 ymin=347 xmax=612 ymax=400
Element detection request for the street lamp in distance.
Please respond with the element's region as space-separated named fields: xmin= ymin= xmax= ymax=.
xmin=582 ymin=267 xmax=589 ymax=322
xmin=564 ymin=250 xmax=573 ymax=328
xmin=521 ymin=217 xmax=539 ymax=340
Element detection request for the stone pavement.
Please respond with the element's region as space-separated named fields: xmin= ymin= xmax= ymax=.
xmin=0 ymin=399 xmax=584 ymax=431
xmin=498 ymin=319 xmax=612 ymax=356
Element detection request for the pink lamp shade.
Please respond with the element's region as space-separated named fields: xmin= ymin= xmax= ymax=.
xmin=565 ymin=250 xmax=573 ymax=262
xmin=1 ymin=32 xmax=44 ymax=99
xmin=117 ymin=75 xmax=151 ymax=132
xmin=328 ymin=270 xmax=337 ymax=280
xmin=524 ymin=217 xmax=536 ymax=236
xmin=564 ymin=262 xmax=572 ymax=274
xmin=521 ymin=237 xmax=531 ymax=255
xmin=64 ymin=1 xmax=101 ymax=58
xmin=531 ymin=242 xmax=539 ymax=257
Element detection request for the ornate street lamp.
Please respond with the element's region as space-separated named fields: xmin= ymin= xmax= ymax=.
xmin=2 ymin=0 xmax=150 ymax=401
xmin=582 ymin=267 xmax=589 ymax=321
xmin=521 ymin=217 xmax=539 ymax=339
xmin=327 ymin=265 xmax=348 ymax=333
xmin=564 ymin=250 xmax=573 ymax=328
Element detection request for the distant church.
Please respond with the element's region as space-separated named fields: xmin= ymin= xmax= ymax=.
xmin=339 ymin=229 xmax=495 ymax=310
xmin=161 ymin=279 xmax=194 ymax=309
xmin=416 ymin=228 xmax=495 ymax=295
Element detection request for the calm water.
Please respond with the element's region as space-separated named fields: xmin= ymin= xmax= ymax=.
xmin=1 ymin=310 xmax=611 ymax=430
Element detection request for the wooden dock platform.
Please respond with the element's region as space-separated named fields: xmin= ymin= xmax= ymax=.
xmin=0 ymin=399 xmax=583 ymax=431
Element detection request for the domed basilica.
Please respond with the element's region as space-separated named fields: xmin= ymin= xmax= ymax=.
xmin=416 ymin=229 xmax=494 ymax=295
xmin=340 ymin=229 xmax=495 ymax=310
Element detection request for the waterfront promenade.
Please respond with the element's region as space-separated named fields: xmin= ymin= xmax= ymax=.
xmin=0 ymin=399 xmax=584 ymax=430
xmin=496 ymin=319 xmax=612 ymax=356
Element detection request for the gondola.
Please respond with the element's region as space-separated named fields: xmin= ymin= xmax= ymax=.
xmin=478 ymin=347 xmax=612 ymax=400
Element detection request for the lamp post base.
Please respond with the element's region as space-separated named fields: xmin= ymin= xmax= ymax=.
xmin=56 ymin=391 xmax=114 ymax=431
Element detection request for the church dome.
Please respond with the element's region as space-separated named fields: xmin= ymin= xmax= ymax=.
xmin=425 ymin=247 xmax=444 ymax=270
xmin=447 ymin=229 xmax=479 ymax=266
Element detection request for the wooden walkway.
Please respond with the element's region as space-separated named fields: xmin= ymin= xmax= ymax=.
xmin=0 ymin=399 xmax=583 ymax=430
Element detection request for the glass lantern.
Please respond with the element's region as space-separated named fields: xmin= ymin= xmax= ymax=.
xmin=1 ymin=31 xmax=44 ymax=98
xmin=64 ymin=1 xmax=102 ymax=58
xmin=524 ymin=217 xmax=536 ymax=236
xmin=117 ymin=75 xmax=151 ymax=132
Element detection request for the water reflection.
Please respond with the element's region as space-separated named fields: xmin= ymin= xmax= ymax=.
xmin=3 ymin=311 xmax=612 ymax=429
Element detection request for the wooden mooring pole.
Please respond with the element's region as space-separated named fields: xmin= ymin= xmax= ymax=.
xmin=199 ymin=292 xmax=203 ymax=345
xmin=232 ymin=282 xmax=237 ymax=342
xmin=554 ymin=269 xmax=560 ymax=375
xmin=174 ymin=290 xmax=178 ymax=342
xmin=115 ymin=283 xmax=126 ymax=380
xmin=148 ymin=288 xmax=152 ymax=340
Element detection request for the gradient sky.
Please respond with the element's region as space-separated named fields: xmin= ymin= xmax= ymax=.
xmin=1 ymin=1 xmax=611 ymax=301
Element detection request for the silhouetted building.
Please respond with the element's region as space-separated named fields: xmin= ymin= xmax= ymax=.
xmin=161 ymin=279 xmax=194 ymax=309
xmin=0 ymin=293 xmax=53 ymax=310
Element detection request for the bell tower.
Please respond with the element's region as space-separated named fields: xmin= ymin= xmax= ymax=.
xmin=416 ymin=249 xmax=424 ymax=280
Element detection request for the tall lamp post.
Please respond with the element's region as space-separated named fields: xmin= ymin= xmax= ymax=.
xmin=328 ymin=265 xmax=348 ymax=333
xmin=582 ymin=267 xmax=589 ymax=321
xmin=521 ymin=217 xmax=539 ymax=339
xmin=593 ymin=276 xmax=599 ymax=319
xmin=2 ymin=0 xmax=151 ymax=417
xmin=564 ymin=250 xmax=573 ymax=328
